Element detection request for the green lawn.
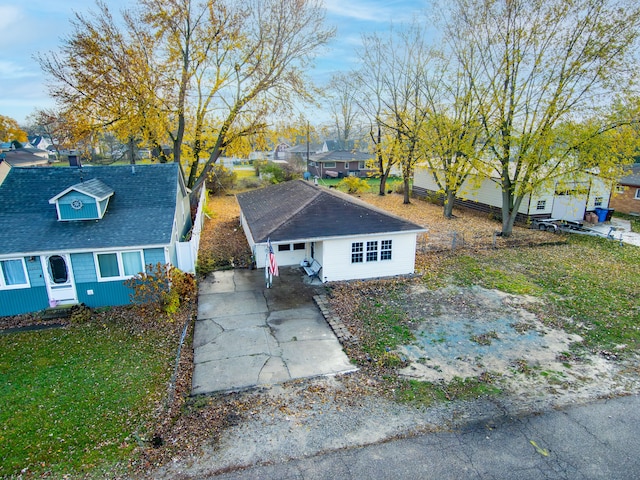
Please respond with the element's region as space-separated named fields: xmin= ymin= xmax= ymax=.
xmin=0 ymin=318 xmax=177 ymax=478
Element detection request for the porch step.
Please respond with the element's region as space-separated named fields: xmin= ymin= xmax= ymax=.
xmin=42 ymin=305 xmax=75 ymax=320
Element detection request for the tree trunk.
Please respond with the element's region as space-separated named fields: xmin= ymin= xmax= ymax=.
xmin=379 ymin=174 xmax=387 ymax=196
xmin=500 ymin=187 xmax=524 ymax=237
xmin=403 ymin=176 xmax=411 ymax=204
xmin=443 ymin=189 xmax=456 ymax=218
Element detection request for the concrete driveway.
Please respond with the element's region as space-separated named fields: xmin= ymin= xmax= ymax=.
xmin=192 ymin=268 xmax=356 ymax=395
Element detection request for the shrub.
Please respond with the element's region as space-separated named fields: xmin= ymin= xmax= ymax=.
xmin=206 ymin=165 xmax=237 ymax=195
xmin=124 ymin=263 xmax=196 ymax=317
xmin=339 ymin=176 xmax=370 ymax=194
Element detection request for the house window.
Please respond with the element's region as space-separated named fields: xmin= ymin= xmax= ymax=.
xmin=96 ymin=251 xmax=143 ymax=280
xmin=278 ymin=244 xmax=291 ymax=252
xmin=0 ymin=258 xmax=29 ymax=289
xmin=366 ymin=241 xmax=378 ymax=262
xmin=635 ymin=188 xmax=640 ymax=200
xmin=594 ymin=197 xmax=603 ymax=207
xmin=615 ymin=185 xmax=625 ymax=194
xmin=324 ymin=162 xmax=336 ymax=168
xmin=381 ymin=240 xmax=392 ymax=260
xmin=293 ymin=243 xmax=305 ymax=250
xmin=309 ymin=161 xmax=316 ymax=167
xmin=358 ymin=161 xmax=366 ymax=170
xmin=536 ymin=200 xmax=546 ymax=211
xmin=351 ymin=242 xmax=363 ymax=263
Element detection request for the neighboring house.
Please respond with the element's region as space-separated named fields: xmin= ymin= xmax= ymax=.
xmin=307 ymin=150 xmax=375 ymax=179
xmin=236 ymin=180 xmax=426 ymax=283
xmin=608 ymin=164 xmax=640 ymax=216
xmin=0 ymin=163 xmax=192 ymax=316
xmin=414 ymin=167 xmax=612 ymax=223
xmin=28 ymin=136 xmax=52 ymax=151
xmin=273 ymin=142 xmax=291 ymax=160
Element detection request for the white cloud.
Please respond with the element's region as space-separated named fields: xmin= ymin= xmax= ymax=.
xmin=323 ymin=0 xmax=423 ymax=23
xmin=0 ymin=5 xmax=22 ymax=29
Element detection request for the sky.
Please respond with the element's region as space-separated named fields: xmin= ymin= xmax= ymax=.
xmin=0 ymin=0 xmax=429 ymax=126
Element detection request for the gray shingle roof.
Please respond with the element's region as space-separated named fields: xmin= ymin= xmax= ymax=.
xmin=49 ymin=178 xmax=114 ymax=202
xmin=310 ymin=150 xmax=373 ymax=162
xmin=0 ymin=163 xmax=180 ymax=255
xmin=236 ymin=180 xmax=426 ymax=243
xmin=619 ymin=164 xmax=640 ymax=187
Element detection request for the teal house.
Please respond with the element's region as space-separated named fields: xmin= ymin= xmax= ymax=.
xmin=0 ymin=162 xmax=192 ymax=316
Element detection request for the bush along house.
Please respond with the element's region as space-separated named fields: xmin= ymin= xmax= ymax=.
xmin=0 ymin=162 xmax=192 ymax=316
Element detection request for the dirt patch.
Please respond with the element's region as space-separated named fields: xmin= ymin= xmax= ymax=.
xmin=394 ymin=284 xmax=636 ymax=402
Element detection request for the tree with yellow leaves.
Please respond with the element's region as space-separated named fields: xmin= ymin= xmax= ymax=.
xmin=0 ymin=115 xmax=27 ymax=144
xmin=38 ymin=0 xmax=334 ymax=191
xmin=443 ymin=0 xmax=640 ymax=236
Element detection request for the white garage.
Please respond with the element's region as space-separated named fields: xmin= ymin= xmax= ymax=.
xmin=236 ymin=180 xmax=426 ymax=283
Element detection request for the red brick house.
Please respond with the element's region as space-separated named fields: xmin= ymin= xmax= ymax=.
xmin=609 ymin=164 xmax=640 ymax=216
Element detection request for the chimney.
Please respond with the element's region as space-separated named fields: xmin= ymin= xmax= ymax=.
xmin=68 ymin=154 xmax=81 ymax=167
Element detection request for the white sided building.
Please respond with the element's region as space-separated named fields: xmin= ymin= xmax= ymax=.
xmin=413 ymin=167 xmax=612 ymax=223
xmin=236 ymin=180 xmax=427 ymax=283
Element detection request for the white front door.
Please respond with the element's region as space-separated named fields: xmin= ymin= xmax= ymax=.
xmin=41 ymin=254 xmax=78 ymax=306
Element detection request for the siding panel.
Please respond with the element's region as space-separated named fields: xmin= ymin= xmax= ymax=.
xmin=0 ymin=286 xmax=48 ymax=316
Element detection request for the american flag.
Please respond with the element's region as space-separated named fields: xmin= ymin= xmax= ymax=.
xmin=267 ymin=239 xmax=279 ymax=277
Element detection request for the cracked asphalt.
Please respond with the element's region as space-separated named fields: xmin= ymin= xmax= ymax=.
xmin=207 ymin=394 xmax=640 ymax=479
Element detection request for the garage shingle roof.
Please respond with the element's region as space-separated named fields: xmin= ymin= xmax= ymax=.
xmin=0 ymin=163 xmax=180 ymax=255
xmin=236 ymin=180 xmax=426 ymax=243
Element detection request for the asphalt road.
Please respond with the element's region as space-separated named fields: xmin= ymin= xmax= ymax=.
xmin=209 ymin=394 xmax=640 ymax=479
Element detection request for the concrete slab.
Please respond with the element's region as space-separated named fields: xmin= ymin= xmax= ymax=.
xmin=257 ymin=356 xmax=292 ymax=384
xmin=198 ymin=270 xmax=236 ymax=294
xmin=193 ymin=319 xmax=224 ymax=349
xmin=282 ymin=339 xmax=356 ymax=378
xmin=194 ymin=327 xmax=278 ymax=363
xmin=192 ymin=354 xmax=271 ymax=395
xmin=213 ymin=312 xmax=268 ymax=331
xmin=268 ymin=308 xmax=335 ymax=342
xmin=192 ymin=268 xmax=357 ymax=395
xmin=197 ymin=290 xmax=267 ymax=319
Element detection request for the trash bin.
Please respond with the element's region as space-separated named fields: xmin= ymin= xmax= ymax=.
xmin=594 ymin=207 xmax=608 ymax=222
xmin=605 ymin=208 xmax=615 ymax=222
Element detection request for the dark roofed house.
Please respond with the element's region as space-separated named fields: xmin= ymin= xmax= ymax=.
xmin=609 ymin=164 xmax=640 ymax=216
xmin=236 ymin=180 xmax=426 ymax=283
xmin=0 ymin=163 xmax=192 ymax=316
xmin=307 ymin=150 xmax=375 ymax=179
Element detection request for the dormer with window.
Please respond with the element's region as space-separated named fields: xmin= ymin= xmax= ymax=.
xmin=48 ymin=178 xmax=114 ymax=221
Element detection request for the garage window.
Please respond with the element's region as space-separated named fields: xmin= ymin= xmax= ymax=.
xmin=366 ymin=241 xmax=378 ymax=262
xmin=351 ymin=242 xmax=363 ymax=263
xmin=381 ymin=240 xmax=392 ymax=260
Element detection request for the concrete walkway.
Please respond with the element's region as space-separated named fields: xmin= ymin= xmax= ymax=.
xmin=588 ymin=217 xmax=640 ymax=246
xmin=192 ymin=268 xmax=356 ymax=395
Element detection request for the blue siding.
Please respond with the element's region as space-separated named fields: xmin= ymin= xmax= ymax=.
xmin=26 ymin=257 xmax=45 ymax=287
xmin=0 ymin=286 xmax=48 ymax=316
xmin=76 ymin=280 xmax=132 ymax=308
xmin=70 ymin=253 xmax=98 ymax=283
xmin=58 ymin=192 xmax=99 ymax=220
xmin=144 ymin=248 xmax=166 ymax=267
